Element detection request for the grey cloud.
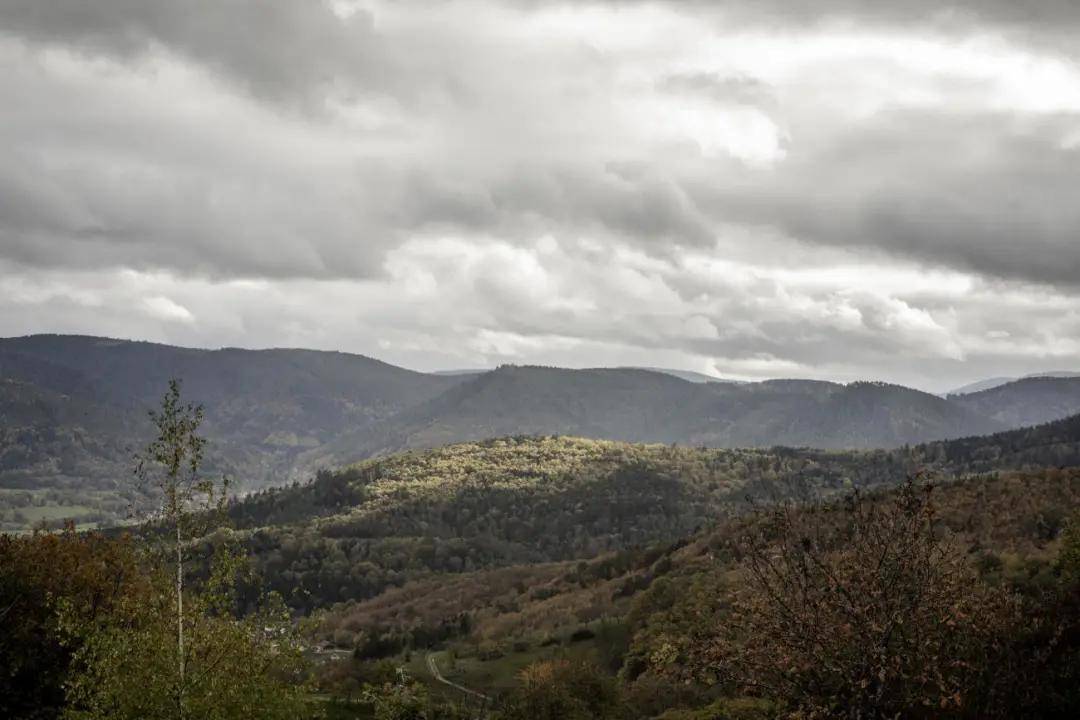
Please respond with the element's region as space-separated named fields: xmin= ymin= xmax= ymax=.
xmin=400 ymin=108 xmax=1080 ymax=288
xmin=724 ymin=0 xmax=1080 ymax=32
xmin=538 ymin=1 xmax=1080 ymax=34
xmin=658 ymin=72 xmax=775 ymax=108
xmin=0 ymin=0 xmax=388 ymax=105
xmin=494 ymin=169 xmax=715 ymax=246
xmin=693 ymin=111 xmax=1080 ymax=287
xmin=3 ymin=0 xmax=1077 ymax=288
xmin=383 ymin=165 xmax=715 ymax=248
xmin=1 ymin=0 xmax=1078 ymax=390
xmin=0 ymin=141 xmax=384 ymax=280
xmin=4 ymin=0 xmax=1080 ymax=109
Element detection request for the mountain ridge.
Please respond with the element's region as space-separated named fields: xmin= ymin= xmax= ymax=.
xmin=4 ymin=334 xmax=1080 ymax=531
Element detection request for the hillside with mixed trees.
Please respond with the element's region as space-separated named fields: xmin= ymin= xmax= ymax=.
xmin=308 ymin=466 xmax=1080 ymax=718
xmin=5 ymin=334 xmax=1080 ymax=531
xmin=213 ymin=414 xmax=1080 ymax=613
xmin=287 ymin=421 xmax=1080 ymax=718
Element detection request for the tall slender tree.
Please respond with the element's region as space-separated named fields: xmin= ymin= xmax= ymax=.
xmin=133 ymin=379 xmax=226 ymax=720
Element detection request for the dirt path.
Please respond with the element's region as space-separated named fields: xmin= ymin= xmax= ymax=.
xmin=426 ymin=652 xmax=490 ymax=702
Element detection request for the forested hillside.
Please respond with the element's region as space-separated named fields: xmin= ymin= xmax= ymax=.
xmin=217 ymin=414 xmax=1080 ymax=612
xmin=953 ymin=376 xmax=1080 ymax=429
xmin=308 ymin=466 xmax=1080 ymax=717
xmin=313 ymin=463 xmax=1080 ymax=650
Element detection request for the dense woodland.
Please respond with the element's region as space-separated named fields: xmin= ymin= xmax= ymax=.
xmin=219 ymin=415 xmax=1080 ymax=613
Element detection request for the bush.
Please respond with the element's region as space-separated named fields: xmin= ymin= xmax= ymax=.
xmin=0 ymin=527 xmax=148 ymax=720
xmin=657 ymin=698 xmax=777 ymax=720
xmin=494 ymin=659 xmax=624 ymax=720
xmin=363 ymin=679 xmax=469 ymax=720
xmin=569 ymin=627 xmax=596 ymax=642
xmin=697 ymin=478 xmax=1024 ymax=719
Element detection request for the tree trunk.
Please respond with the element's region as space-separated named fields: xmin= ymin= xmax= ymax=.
xmin=176 ymin=519 xmax=185 ymax=720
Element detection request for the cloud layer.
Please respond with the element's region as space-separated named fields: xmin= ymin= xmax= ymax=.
xmin=1 ymin=0 xmax=1078 ymax=391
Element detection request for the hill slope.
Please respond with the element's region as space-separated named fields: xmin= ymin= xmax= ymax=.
xmin=312 ymin=464 xmax=1080 ymax=682
xmin=299 ymin=368 xmax=1005 ymax=469
xmin=224 ymin=413 xmax=1080 ymax=611
xmin=953 ymin=376 xmax=1080 ymax=429
xmin=0 ymin=335 xmax=465 ymax=528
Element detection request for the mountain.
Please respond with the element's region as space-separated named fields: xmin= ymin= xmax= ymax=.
xmin=297 ymin=368 xmax=1004 ymax=469
xmin=946 ymin=370 xmax=1080 ymax=396
xmin=431 ymin=369 xmax=488 ymax=377
xmin=620 ymin=367 xmax=740 ymax=384
xmin=0 ymin=335 xmax=465 ymax=523
xmin=953 ymin=376 xmax=1080 ymax=429
xmin=946 ymin=376 xmax=1017 ymax=396
xmin=5 ymin=334 xmax=1080 ymax=531
xmin=435 ymin=366 xmax=738 ymax=384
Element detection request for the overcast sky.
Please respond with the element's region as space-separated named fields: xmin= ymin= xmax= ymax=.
xmin=1 ymin=0 xmax=1078 ymax=392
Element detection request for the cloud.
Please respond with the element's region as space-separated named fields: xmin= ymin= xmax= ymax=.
xmin=0 ymin=0 xmax=1078 ymax=388
xmin=143 ymin=295 xmax=195 ymax=324
xmin=0 ymin=0 xmax=386 ymax=106
xmin=697 ymin=111 xmax=1080 ymax=287
xmin=658 ymin=72 xmax=776 ymax=108
xmin=537 ymin=1 xmax=1080 ymax=35
xmin=2 ymin=232 xmax=1077 ymax=392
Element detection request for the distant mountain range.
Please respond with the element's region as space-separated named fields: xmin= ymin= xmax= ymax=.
xmin=434 ymin=366 xmax=739 ymax=384
xmin=3 ymin=335 xmax=1080 ymax=527
xmin=946 ymin=371 xmax=1080 ymax=396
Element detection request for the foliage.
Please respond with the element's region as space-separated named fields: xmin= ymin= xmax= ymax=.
xmin=493 ymin=659 xmax=624 ymax=720
xmin=682 ymin=479 xmax=1046 ymax=718
xmin=232 ymin=436 xmax=808 ymax=612
xmin=131 ymin=379 xmax=232 ymax=718
xmin=0 ymin=527 xmax=148 ymax=720
xmin=61 ymin=575 xmax=311 ymax=720
xmin=656 ymin=698 xmax=777 ymax=720
xmin=1058 ymin=511 xmax=1080 ymax=586
xmin=361 ymin=676 xmax=468 ymax=720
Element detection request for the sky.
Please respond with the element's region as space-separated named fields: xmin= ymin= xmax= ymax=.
xmin=1 ymin=0 xmax=1078 ymax=393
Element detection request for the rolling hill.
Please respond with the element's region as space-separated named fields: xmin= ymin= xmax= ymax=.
xmin=0 ymin=335 xmax=466 ymax=529
xmin=953 ymin=376 xmax=1080 ymax=429
xmin=297 ymin=369 xmax=1005 ymax=469
xmin=221 ymin=413 xmax=1080 ymax=612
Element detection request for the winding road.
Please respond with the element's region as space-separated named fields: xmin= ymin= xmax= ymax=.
xmin=426 ymin=652 xmax=490 ymax=702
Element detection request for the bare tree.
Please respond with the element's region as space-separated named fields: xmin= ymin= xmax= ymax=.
xmin=698 ymin=477 xmax=1021 ymax=718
